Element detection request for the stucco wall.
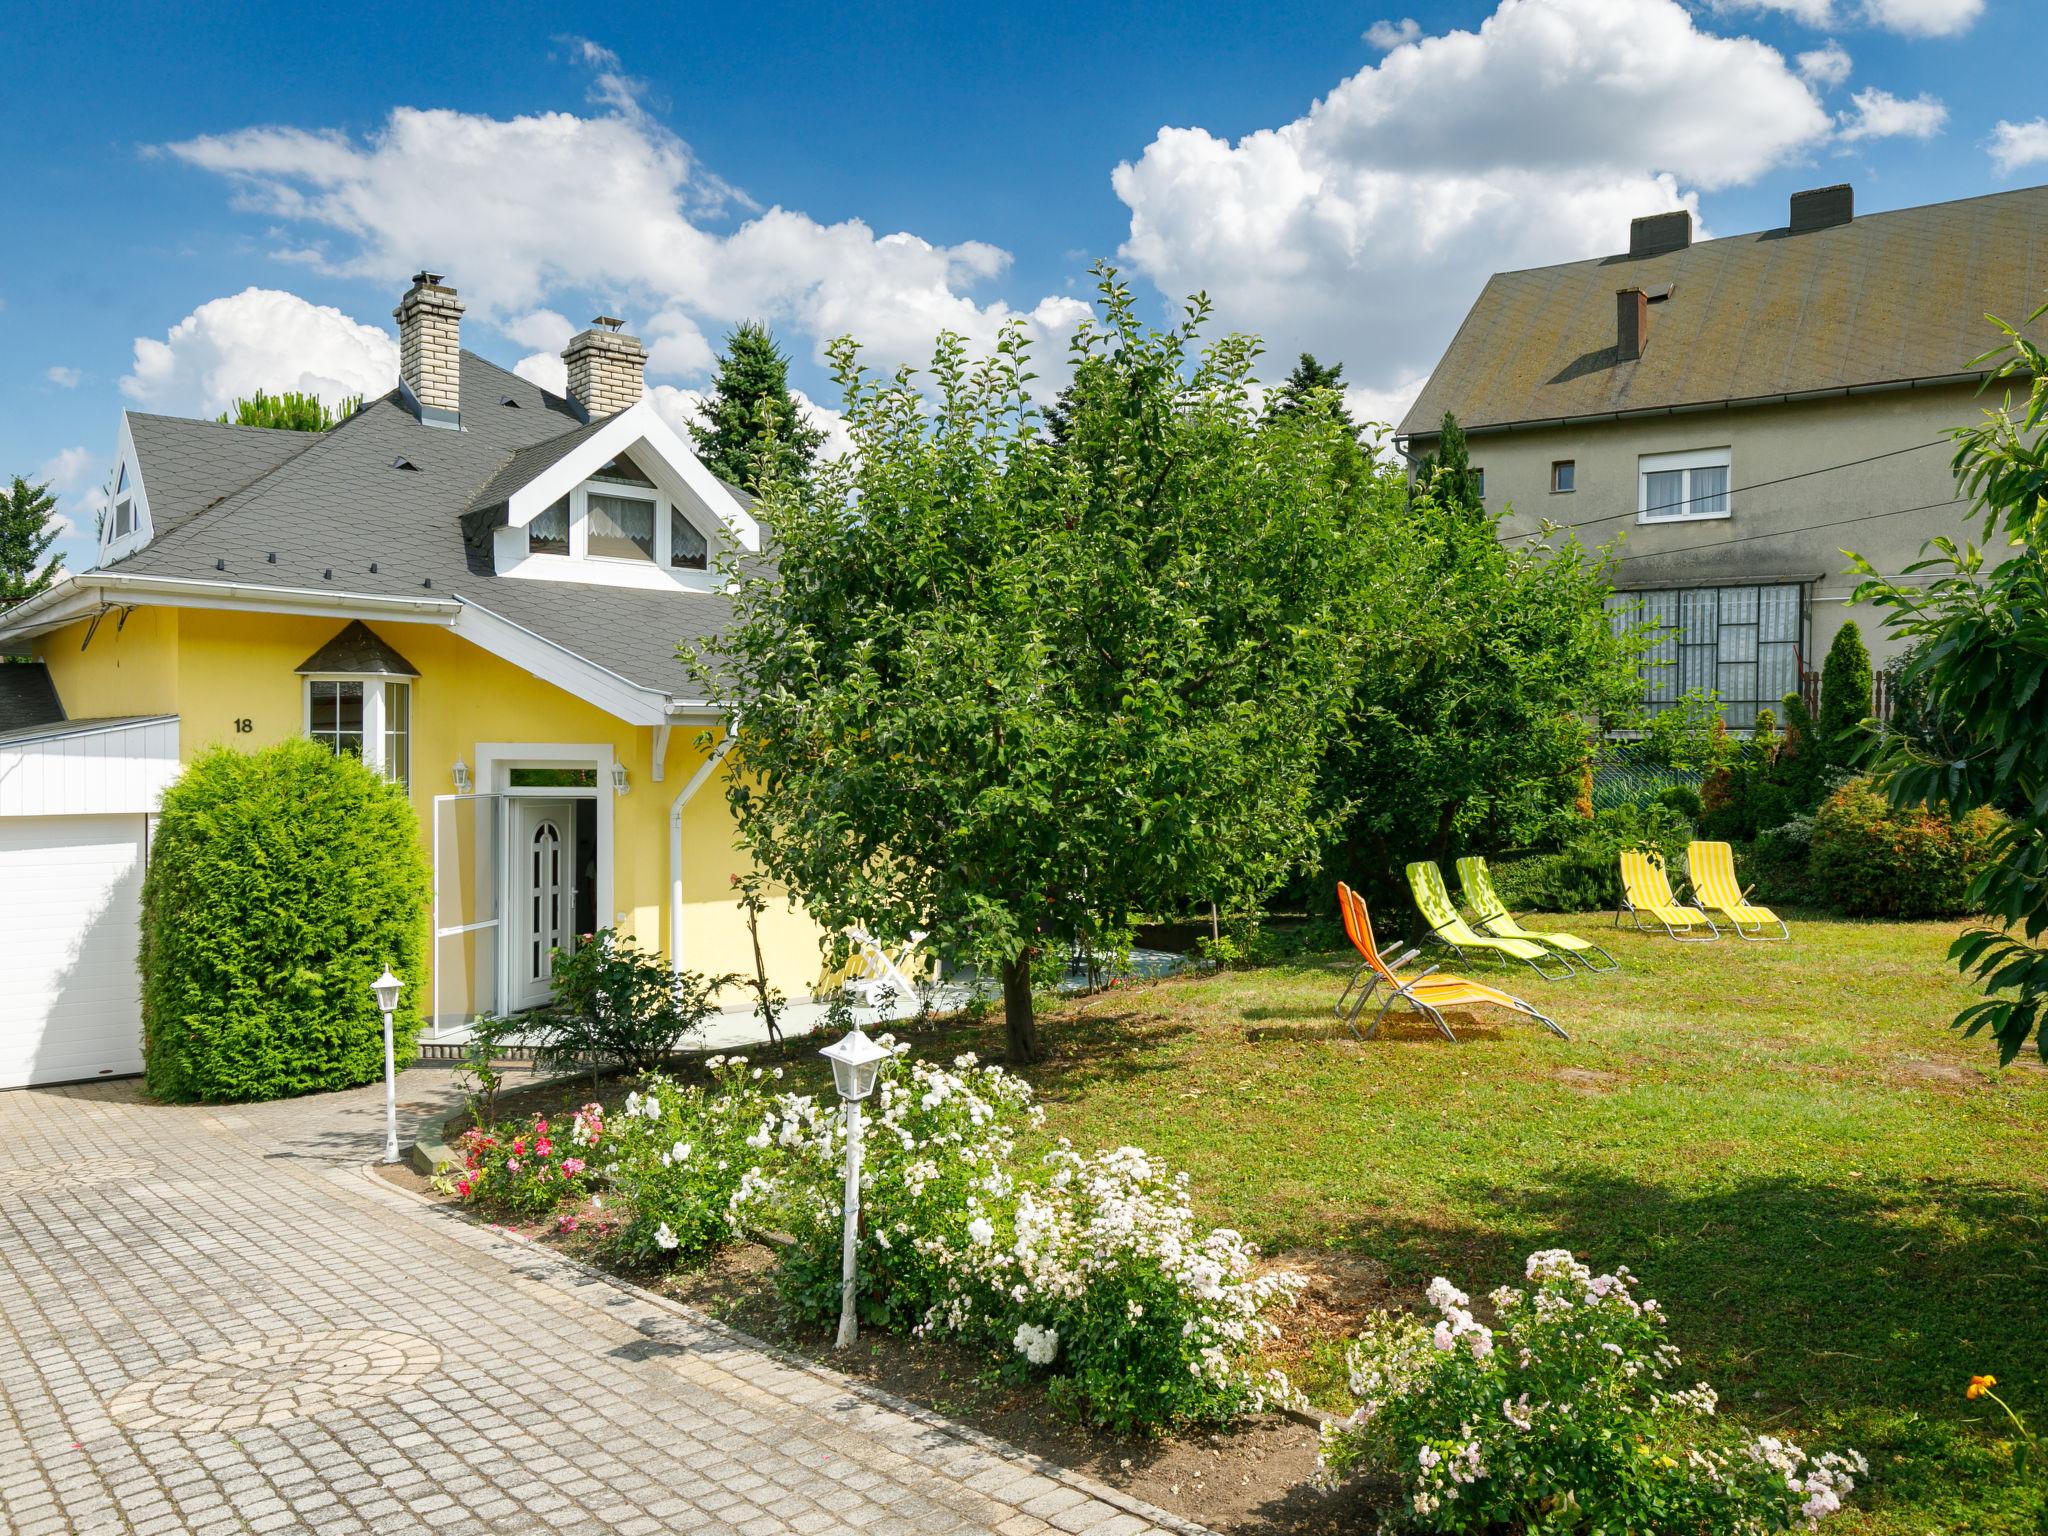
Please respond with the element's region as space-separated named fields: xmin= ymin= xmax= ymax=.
xmin=26 ymin=606 xmax=828 ymax=1007
xmin=1436 ymin=382 xmax=1990 ymax=665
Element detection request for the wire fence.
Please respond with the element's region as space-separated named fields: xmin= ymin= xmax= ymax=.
xmin=1590 ymin=749 xmax=1705 ymax=812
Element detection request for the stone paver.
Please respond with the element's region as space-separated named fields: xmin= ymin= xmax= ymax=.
xmin=0 ymin=1073 xmax=1196 ymax=1535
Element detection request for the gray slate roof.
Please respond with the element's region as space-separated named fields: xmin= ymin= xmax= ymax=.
xmin=0 ymin=663 xmax=65 ymax=732
xmin=100 ymin=353 xmax=741 ymax=698
xmin=296 ymin=619 xmax=420 ymax=677
xmin=1401 ymin=183 xmax=2048 ymax=439
xmin=128 ymin=415 xmax=320 ymax=534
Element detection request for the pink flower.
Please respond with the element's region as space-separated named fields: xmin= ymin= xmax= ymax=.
xmin=561 ymin=1158 xmax=585 ymax=1178
xmin=511 ymin=1138 xmax=527 ymax=1157
xmin=536 ymin=1139 xmax=554 ymax=1158
xmin=506 ymin=1158 xmax=522 ymax=1173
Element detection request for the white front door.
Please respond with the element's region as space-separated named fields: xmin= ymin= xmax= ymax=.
xmin=512 ymin=799 xmax=576 ymax=1011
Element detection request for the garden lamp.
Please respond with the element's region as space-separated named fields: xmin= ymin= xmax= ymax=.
xmin=372 ymin=966 xmax=404 ymax=1164
xmin=820 ymin=1025 xmax=889 ymax=1347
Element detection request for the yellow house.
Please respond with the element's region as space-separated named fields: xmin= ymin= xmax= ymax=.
xmin=0 ymin=274 xmax=825 ymax=1088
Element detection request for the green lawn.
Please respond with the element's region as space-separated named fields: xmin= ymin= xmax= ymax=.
xmin=920 ymin=915 xmax=2047 ymax=1533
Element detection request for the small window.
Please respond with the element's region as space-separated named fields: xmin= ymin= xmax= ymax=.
xmin=1551 ymin=460 xmax=1575 ymax=493
xmin=592 ymin=454 xmax=657 ymax=488
xmin=308 ymin=679 xmax=365 ymax=760
xmin=115 ymin=463 xmax=128 ymax=495
xmin=528 ymin=495 xmax=570 ymax=556
xmin=383 ymin=681 xmax=410 ymax=790
xmin=1473 ymin=468 xmax=1485 ymax=499
xmin=670 ymin=507 xmax=708 ymax=571
xmin=1639 ymin=449 xmax=1732 ymax=522
xmin=111 ymin=497 xmax=135 ymax=538
xmin=587 ymin=491 xmax=655 ymax=561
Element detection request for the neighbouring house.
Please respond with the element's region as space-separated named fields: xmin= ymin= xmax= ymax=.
xmin=1399 ymin=182 xmax=2048 ymax=729
xmin=0 ymin=274 xmax=825 ymax=1089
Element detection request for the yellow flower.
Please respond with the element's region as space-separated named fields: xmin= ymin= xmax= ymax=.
xmin=1967 ymin=1374 xmax=1997 ymax=1400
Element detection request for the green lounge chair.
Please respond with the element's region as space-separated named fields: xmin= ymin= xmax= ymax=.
xmin=1455 ymin=855 xmax=1619 ymax=973
xmin=1406 ymin=861 xmax=1576 ymax=981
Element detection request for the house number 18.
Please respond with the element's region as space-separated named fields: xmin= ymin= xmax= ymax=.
xmin=234 ymin=718 xmax=253 ymax=733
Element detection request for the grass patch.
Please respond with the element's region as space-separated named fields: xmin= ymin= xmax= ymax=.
xmin=901 ymin=913 xmax=2046 ymax=1534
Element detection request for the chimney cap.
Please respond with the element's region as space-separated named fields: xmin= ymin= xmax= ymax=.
xmin=411 ymin=270 xmax=447 ymax=287
xmin=593 ymin=315 xmax=625 ymax=331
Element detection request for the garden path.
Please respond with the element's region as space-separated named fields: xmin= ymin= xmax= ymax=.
xmin=0 ymin=1071 xmax=1193 ymax=1536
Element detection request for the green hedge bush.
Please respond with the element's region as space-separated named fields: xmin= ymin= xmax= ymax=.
xmin=1489 ymin=803 xmax=1694 ymax=914
xmin=141 ymin=738 xmax=431 ymax=1102
xmin=1808 ymin=778 xmax=2005 ymax=919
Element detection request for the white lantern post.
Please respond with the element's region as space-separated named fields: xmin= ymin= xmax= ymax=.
xmin=819 ymin=1024 xmax=888 ymax=1348
xmin=372 ymin=967 xmax=405 ymax=1164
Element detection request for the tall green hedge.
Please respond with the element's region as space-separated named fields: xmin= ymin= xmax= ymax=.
xmin=141 ymin=738 xmax=430 ymax=1102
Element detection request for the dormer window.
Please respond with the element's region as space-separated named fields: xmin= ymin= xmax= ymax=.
xmin=513 ymin=447 xmax=717 ymax=580
xmin=110 ymin=463 xmax=136 ymax=540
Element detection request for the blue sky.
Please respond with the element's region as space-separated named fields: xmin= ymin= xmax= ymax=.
xmin=6 ymin=0 xmax=2044 ymax=570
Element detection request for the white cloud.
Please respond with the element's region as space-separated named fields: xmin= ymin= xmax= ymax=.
xmin=1837 ymin=87 xmax=1948 ymax=142
xmin=35 ymin=446 xmax=108 ymax=539
xmin=503 ymin=309 xmax=576 ymax=351
xmin=1858 ymin=0 xmax=1981 ymax=35
xmin=1796 ymin=41 xmax=1853 ymax=88
xmin=44 ymin=365 xmax=82 ymax=389
xmin=513 ymin=351 xmax=568 ymax=395
xmin=1988 ymin=117 xmax=2048 ymax=175
xmin=160 ymin=58 xmax=1077 ymax=384
xmin=1112 ymin=0 xmax=1829 ymax=400
xmin=121 ymin=288 xmax=397 ymax=416
xmin=1364 ymin=17 xmax=1423 ymax=48
xmin=1713 ymin=0 xmax=1979 ymax=32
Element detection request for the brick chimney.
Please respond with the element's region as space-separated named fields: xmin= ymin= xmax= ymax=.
xmin=394 ymin=272 xmax=464 ymax=430
xmin=563 ymin=318 xmax=648 ymax=420
xmin=1789 ymin=183 xmax=1854 ymax=233
xmin=1616 ymin=287 xmax=1650 ymax=362
xmin=1628 ymin=210 xmax=1692 ymax=259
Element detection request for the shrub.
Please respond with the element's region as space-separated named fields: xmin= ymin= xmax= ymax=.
xmin=535 ymin=929 xmax=733 ymax=1080
xmin=1491 ymin=804 xmax=1693 ymax=913
xmin=446 ymin=1105 xmax=604 ymax=1217
xmin=595 ymin=1063 xmax=783 ymax=1267
xmin=1654 ymin=784 xmax=1704 ymax=824
xmin=1809 ymin=779 xmax=2006 ymax=918
xmin=1316 ymin=1249 xmax=1865 ymax=1533
xmin=140 ymin=738 xmax=429 ymax=1102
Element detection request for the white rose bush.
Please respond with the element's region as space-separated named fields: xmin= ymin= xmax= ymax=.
xmin=1317 ymin=1249 xmax=1865 ymax=1533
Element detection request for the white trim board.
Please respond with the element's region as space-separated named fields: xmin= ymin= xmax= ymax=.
xmin=473 ymin=743 xmax=619 ymax=1006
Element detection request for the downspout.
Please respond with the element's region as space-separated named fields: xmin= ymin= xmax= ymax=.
xmin=669 ymin=728 xmax=736 ymax=976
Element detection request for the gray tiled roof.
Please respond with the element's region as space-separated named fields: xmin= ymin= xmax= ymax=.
xmin=127 ymin=416 xmax=321 ymax=533
xmin=296 ymin=619 xmax=420 ymax=677
xmin=1402 ymin=184 xmax=2048 ymax=439
xmin=0 ymin=663 xmax=65 ymax=732
xmin=100 ymin=353 xmax=741 ymax=699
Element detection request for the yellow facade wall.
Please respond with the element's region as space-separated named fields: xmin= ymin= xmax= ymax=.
xmin=26 ymin=604 xmax=828 ymax=1011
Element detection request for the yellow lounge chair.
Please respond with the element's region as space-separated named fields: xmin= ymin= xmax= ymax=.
xmin=1408 ymin=861 xmax=1576 ymax=980
xmin=1456 ymin=855 xmax=1619 ymax=972
xmin=1618 ymin=848 xmax=1719 ymax=940
xmin=1337 ymin=883 xmax=1567 ymax=1042
xmin=1686 ymin=841 xmax=1789 ymax=941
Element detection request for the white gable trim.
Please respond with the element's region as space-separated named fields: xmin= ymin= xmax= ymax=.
xmin=449 ymin=598 xmax=670 ymax=726
xmin=97 ymin=415 xmax=154 ymax=566
xmin=505 ymin=401 xmax=760 ymax=553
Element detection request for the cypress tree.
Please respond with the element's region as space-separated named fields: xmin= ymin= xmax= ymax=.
xmin=1816 ymin=621 xmax=1874 ymax=769
xmin=1412 ymin=412 xmax=1486 ymax=516
xmin=689 ymin=323 xmax=827 ymax=495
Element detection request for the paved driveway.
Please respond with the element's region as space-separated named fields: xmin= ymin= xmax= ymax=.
xmin=0 ymin=1073 xmax=1187 ymax=1536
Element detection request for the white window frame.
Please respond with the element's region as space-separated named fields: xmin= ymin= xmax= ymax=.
xmin=302 ymin=674 xmax=413 ymax=789
xmin=521 ymin=481 xmax=717 ymax=578
xmin=1637 ymin=447 xmax=1732 ymax=525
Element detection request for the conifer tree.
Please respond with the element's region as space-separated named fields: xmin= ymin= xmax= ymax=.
xmin=688 ymin=323 xmax=827 ymax=494
xmin=216 ymin=390 xmax=361 ymax=431
xmin=0 ymin=475 xmax=64 ymax=608
xmin=1411 ymin=411 xmax=1486 ymax=516
xmin=1816 ymin=620 xmax=1874 ymax=769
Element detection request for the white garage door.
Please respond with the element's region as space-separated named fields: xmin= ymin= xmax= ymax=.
xmin=0 ymin=815 xmax=147 ymax=1089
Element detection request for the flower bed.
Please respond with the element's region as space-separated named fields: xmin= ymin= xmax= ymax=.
xmin=438 ymin=1040 xmax=1305 ymax=1434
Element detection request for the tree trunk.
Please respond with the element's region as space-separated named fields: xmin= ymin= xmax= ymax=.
xmin=1002 ymin=952 xmax=1041 ymax=1066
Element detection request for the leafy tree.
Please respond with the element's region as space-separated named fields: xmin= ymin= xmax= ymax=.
xmin=688 ymin=322 xmax=827 ymax=494
xmin=1319 ymin=503 xmax=1643 ymax=920
xmin=691 ymin=268 xmax=1372 ymax=1063
xmin=1852 ymin=296 xmax=2048 ymax=1062
xmin=0 ymin=475 xmax=64 ymax=608
xmin=216 ymin=390 xmax=362 ymax=431
xmin=1815 ymin=620 xmax=1873 ymax=768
